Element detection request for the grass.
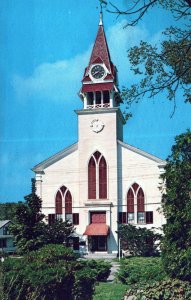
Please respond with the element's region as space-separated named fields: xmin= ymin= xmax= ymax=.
xmin=93 ymin=282 xmax=127 ymax=300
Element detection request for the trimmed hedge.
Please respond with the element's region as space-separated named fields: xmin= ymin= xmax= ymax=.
xmin=117 ymin=257 xmax=167 ymax=286
xmin=2 ymin=245 xmax=111 ymax=300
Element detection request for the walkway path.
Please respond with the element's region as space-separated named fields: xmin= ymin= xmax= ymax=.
xmin=83 ymin=253 xmax=135 ymax=299
xmin=107 ymin=261 xmax=120 ymax=282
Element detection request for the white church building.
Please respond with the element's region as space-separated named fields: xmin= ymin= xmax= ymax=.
xmin=32 ymin=14 xmax=165 ymax=254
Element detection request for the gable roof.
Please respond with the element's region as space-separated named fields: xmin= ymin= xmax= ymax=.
xmin=0 ymin=220 xmax=12 ymax=229
xmin=32 ymin=143 xmax=78 ymax=173
xmin=118 ymin=140 xmax=166 ymax=165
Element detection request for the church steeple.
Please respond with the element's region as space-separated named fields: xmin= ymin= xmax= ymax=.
xmin=80 ymin=13 xmax=122 ymax=109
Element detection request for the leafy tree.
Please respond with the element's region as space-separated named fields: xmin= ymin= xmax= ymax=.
xmin=0 ymin=203 xmax=19 ymax=221
xmin=10 ymin=179 xmax=47 ymax=254
xmin=161 ymin=130 xmax=191 ymax=281
xmin=104 ymin=0 xmax=191 ymax=117
xmin=10 ymin=179 xmax=74 ymax=254
xmin=117 ymin=223 xmax=161 ymax=256
xmin=45 ymin=219 xmax=74 ymax=246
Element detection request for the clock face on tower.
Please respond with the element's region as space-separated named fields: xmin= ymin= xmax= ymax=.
xmin=90 ymin=119 xmax=104 ymax=133
xmin=91 ymin=65 xmax=105 ymax=79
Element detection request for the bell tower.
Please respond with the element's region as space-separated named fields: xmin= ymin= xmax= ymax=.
xmin=76 ymin=13 xmax=125 ymax=252
xmin=79 ymin=13 xmax=122 ymax=110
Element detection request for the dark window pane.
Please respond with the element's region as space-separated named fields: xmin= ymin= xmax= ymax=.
xmin=96 ymin=91 xmax=101 ymax=104
xmin=127 ymin=188 xmax=134 ymax=213
xmin=65 ymin=190 xmax=72 ymax=214
xmin=137 ymin=188 xmax=145 ymax=212
xmin=73 ymin=213 xmax=79 ymax=225
xmin=55 ymin=191 xmax=62 ymax=214
xmin=99 ymin=156 xmax=107 ymax=199
xmin=146 ymin=211 xmax=153 ymax=224
xmin=88 ymin=157 xmax=96 ymax=199
xmin=48 ymin=214 xmax=55 ymax=225
xmin=103 ymin=91 xmax=110 ymax=104
xmin=87 ymin=92 xmax=94 ymax=105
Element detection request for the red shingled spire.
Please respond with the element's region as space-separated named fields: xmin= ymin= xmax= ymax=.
xmin=80 ymin=13 xmax=122 ymax=103
xmin=88 ymin=13 xmax=112 ymax=74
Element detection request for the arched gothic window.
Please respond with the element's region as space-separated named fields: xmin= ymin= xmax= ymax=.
xmin=127 ymin=183 xmax=145 ymax=224
xmin=55 ymin=185 xmax=72 ymax=221
xmin=88 ymin=151 xmax=107 ymax=199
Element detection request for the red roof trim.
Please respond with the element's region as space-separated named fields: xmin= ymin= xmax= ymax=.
xmin=83 ymin=223 xmax=109 ymax=236
xmin=81 ymin=82 xmax=113 ymax=93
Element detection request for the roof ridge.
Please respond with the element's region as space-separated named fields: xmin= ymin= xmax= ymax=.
xmin=118 ymin=140 xmax=166 ymax=164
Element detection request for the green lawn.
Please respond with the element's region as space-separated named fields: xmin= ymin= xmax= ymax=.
xmin=93 ymin=282 xmax=127 ymax=300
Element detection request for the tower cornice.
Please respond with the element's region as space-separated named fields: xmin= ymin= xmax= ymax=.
xmin=75 ymin=107 xmax=126 ymax=124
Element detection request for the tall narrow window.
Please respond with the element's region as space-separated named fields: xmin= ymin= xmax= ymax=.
xmin=55 ymin=191 xmax=62 ymax=214
xmin=96 ymin=91 xmax=101 ymax=104
xmin=88 ymin=151 xmax=107 ymax=199
xmin=88 ymin=157 xmax=96 ymax=199
xmin=103 ymin=91 xmax=110 ymax=104
xmin=87 ymin=92 xmax=94 ymax=105
xmin=99 ymin=156 xmax=107 ymax=199
xmin=137 ymin=187 xmax=145 ymax=224
xmin=127 ymin=188 xmax=134 ymax=223
xmin=55 ymin=186 xmax=75 ymax=222
xmin=126 ymin=183 xmax=146 ymax=224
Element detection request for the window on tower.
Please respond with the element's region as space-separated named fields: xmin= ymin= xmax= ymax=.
xmin=103 ymin=91 xmax=110 ymax=104
xmin=88 ymin=151 xmax=107 ymax=199
xmin=86 ymin=90 xmax=111 ymax=108
xmin=87 ymin=92 xmax=94 ymax=106
xmin=96 ymin=91 xmax=101 ymax=104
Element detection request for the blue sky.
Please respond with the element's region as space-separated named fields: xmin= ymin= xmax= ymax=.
xmin=0 ymin=0 xmax=190 ymax=203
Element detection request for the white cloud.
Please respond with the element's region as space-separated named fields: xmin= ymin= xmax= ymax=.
xmin=12 ymin=20 xmax=162 ymax=102
xmin=107 ymin=20 xmax=149 ymax=85
xmin=13 ymin=48 xmax=91 ymax=102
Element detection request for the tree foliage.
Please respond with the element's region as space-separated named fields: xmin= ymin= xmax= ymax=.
xmin=117 ymin=223 xmax=161 ymax=256
xmin=44 ymin=219 xmax=74 ymax=246
xmin=0 ymin=203 xmax=19 ymax=221
xmin=104 ymin=0 xmax=191 ymax=117
xmin=10 ymin=179 xmax=74 ymax=254
xmin=161 ymin=130 xmax=191 ymax=281
xmin=10 ymin=179 xmax=46 ymax=253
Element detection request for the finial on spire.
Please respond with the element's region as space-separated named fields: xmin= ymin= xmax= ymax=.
xmin=99 ymin=0 xmax=107 ymax=25
xmin=99 ymin=12 xmax=103 ymax=26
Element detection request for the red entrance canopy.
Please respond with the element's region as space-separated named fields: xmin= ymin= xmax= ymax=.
xmin=81 ymin=82 xmax=113 ymax=93
xmin=83 ymin=223 xmax=109 ymax=236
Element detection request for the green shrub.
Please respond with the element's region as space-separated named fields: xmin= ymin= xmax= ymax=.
xmin=26 ymin=243 xmax=77 ymax=263
xmin=74 ymin=268 xmax=97 ymax=300
xmin=117 ymin=224 xmax=161 ymax=257
xmin=126 ymin=279 xmax=191 ymax=300
xmin=117 ymin=257 xmax=167 ymax=287
xmin=84 ymin=260 xmax=111 ymax=281
xmin=2 ymin=245 xmax=102 ymax=300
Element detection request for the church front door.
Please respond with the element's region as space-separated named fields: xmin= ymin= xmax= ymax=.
xmin=88 ymin=236 xmax=107 ymax=252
